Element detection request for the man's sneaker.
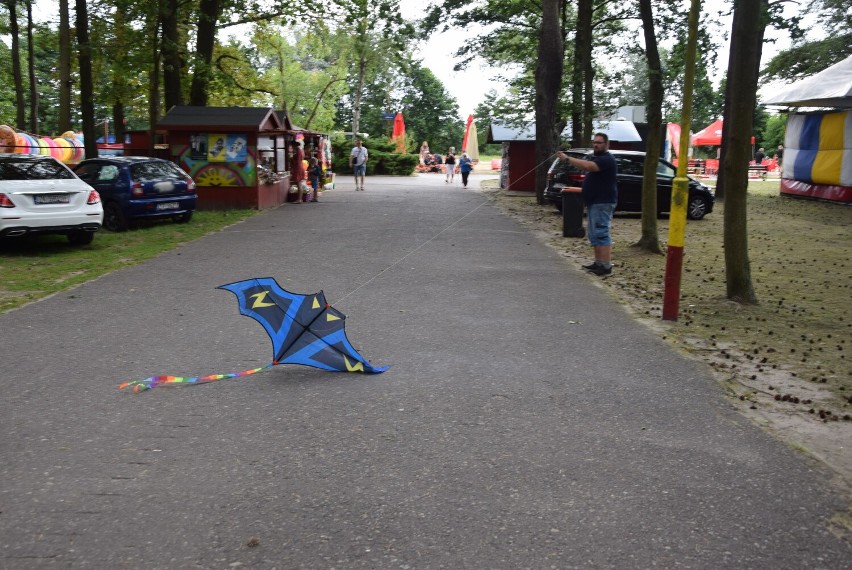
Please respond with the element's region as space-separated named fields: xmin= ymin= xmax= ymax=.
xmin=583 ymin=261 xmax=600 ymax=270
xmin=588 ymin=264 xmax=612 ymax=276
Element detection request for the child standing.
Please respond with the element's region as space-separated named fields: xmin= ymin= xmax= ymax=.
xmin=308 ymin=157 xmax=322 ymax=202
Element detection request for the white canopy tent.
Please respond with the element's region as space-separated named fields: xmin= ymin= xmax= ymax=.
xmin=562 ymin=118 xmax=642 ymax=142
xmin=763 ymin=55 xmax=852 ymax=108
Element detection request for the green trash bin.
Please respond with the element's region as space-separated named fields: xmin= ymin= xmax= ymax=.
xmin=561 ymin=187 xmax=585 ymax=238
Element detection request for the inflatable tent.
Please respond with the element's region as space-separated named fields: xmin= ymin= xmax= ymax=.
xmin=778 ymin=111 xmax=852 ymax=202
xmin=764 ymin=55 xmax=852 ymax=202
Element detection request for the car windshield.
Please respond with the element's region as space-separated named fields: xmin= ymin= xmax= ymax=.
xmin=0 ymin=159 xmax=75 ymax=181
xmin=131 ymin=161 xmax=185 ymax=181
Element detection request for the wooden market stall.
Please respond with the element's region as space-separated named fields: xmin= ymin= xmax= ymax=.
xmin=156 ymin=106 xmax=295 ymax=210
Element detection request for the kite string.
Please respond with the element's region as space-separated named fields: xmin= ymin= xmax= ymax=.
xmin=337 ymin=198 xmax=490 ymax=303
xmin=339 ymin=151 xmax=565 ymax=303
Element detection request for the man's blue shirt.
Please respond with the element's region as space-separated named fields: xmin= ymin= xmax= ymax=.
xmin=581 ymin=151 xmax=617 ymax=205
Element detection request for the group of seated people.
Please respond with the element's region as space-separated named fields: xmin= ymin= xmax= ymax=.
xmin=415 ymin=153 xmax=444 ymax=173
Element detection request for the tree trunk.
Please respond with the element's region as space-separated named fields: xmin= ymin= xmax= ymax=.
xmin=721 ymin=0 xmax=767 ymax=304
xmin=582 ymin=50 xmax=594 ymax=144
xmin=113 ymin=102 xmax=126 ymax=147
xmin=534 ymin=0 xmax=564 ymax=204
xmin=109 ymin=8 xmax=128 ymax=147
xmin=571 ymin=0 xmax=592 ymax=147
xmin=305 ymin=77 xmax=345 ymax=129
xmin=5 ymin=0 xmax=26 ymax=129
xmin=352 ymin=56 xmax=367 ymax=137
xmin=162 ymin=0 xmax=183 ymax=109
xmin=25 ymin=0 xmax=38 ymax=133
xmin=75 ymin=0 xmax=97 ymax=158
xmin=634 ymin=0 xmax=663 ymax=253
xmin=148 ymin=10 xmax=162 ymax=157
xmin=58 ymin=0 xmax=72 ymax=132
xmin=189 ymin=0 xmax=221 ymax=106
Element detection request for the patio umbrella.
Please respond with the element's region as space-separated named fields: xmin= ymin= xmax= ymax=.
xmin=391 ymin=112 xmax=406 ymax=153
xmin=667 ymin=122 xmax=682 ymax=156
xmin=691 ymin=118 xmax=754 ymax=146
xmin=461 ymin=115 xmax=480 ymax=161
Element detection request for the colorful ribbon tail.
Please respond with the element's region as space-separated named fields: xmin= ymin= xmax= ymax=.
xmin=119 ymin=363 xmax=276 ymax=393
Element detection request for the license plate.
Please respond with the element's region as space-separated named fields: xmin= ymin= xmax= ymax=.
xmin=33 ymin=194 xmax=70 ymax=205
xmin=156 ymin=202 xmax=180 ymax=211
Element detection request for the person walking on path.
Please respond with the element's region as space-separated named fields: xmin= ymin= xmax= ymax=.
xmin=557 ymin=133 xmax=617 ymax=276
xmin=458 ymin=152 xmax=474 ymax=188
xmin=419 ymin=141 xmax=430 ymax=165
xmin=754 ymin=147 xmax=765 ymax=164
xmin=350 ymin=139 xmax=368 ymax=191
xmin=774 ymin=144 xmax=784 ymax=172
xmin=444 ymin=146 xmax=457 ymax=183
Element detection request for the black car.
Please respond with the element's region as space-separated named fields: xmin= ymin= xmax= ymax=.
xmin=73 ymin=157 xmax=197 ymax=231
xmin=544 ymin=149 xmax=715 ymax=220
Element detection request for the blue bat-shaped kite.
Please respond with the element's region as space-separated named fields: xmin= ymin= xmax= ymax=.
xmin=120 ymin=277 xmax=388 ymax=393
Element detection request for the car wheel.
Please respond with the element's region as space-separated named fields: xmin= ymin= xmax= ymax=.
xmin=687 ymin=195 xmax=708 ymax=220
xmin=103 ymin=202 xmax=128 ymax=232
xmin=174 ymin=211 xmax=193 ymax=224
xmin=67 ymin=230 xmax=94 ymax=245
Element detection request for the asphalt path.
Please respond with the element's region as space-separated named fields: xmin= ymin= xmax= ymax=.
xmin=1 ymin=173 xmax=848 ymax=568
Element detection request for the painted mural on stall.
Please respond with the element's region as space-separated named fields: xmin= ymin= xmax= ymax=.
xmin=178 ymin=133 xmax=257 ymax=187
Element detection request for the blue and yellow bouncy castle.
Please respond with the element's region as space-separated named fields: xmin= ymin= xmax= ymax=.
xmin=781 ymin=110 xmax=852 ymax=203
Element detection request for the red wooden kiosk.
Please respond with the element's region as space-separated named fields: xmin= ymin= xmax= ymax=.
xmin=155 ymin=106 xmax=298 ymax=210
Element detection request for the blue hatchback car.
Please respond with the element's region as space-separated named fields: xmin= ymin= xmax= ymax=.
xmin=73 ymin=157 xmax=197 ymax=231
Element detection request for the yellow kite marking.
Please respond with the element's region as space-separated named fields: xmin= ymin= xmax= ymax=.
xmin=312 ymin=296 xmax=321 ymax=309
xmin=327 ymin=313 xmax=341 ymax=322
xmin=344 ymin=356 xmax=364 ymax=372
xmin=250 ymin=291 xmax=275 ymax=308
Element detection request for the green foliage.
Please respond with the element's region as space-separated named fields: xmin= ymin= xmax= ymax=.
xmin=397 ymin=63 xmax=463 ymax=154
xmin=0 ymin=39 xmax=15 ymax=122
xmin=762 ymin=34 xmax=852 ymax=82
xmin=373 ymin=151 xmax=419 ymax=175
xmin=335 ymin=59 xmax=464 ymax=154
xmin=215 ymin=22 xmax=353 ymax=131
xmin=762 ymin=0 xmax=851 ymax=81
xmin=660 ymin=29 xmax=724 ymax=128
xmin=751 ymin=105 xmax=772 ymax=147
xmin=761 ymin=114 xmax=787 ymax=151
xmin=329 ymin=133 xmax=418 ymax=175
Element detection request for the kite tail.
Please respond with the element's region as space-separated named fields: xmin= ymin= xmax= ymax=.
xmin=119 ymin=362 xmax=276 ymax=394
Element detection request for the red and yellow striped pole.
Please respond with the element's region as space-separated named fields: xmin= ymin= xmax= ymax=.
xmin=663 ymin=0 xmax=701 ymax=321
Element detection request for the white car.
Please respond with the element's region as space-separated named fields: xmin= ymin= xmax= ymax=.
xmin=0 ymin=153 xmax=103 ymax=245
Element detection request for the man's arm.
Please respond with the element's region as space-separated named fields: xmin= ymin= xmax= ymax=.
xmin=557 ymin=151 xmax=600 ymax=172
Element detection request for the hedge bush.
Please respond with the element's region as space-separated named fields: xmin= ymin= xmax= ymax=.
xmin=331 ymin=134 xmax=419 ymax=176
